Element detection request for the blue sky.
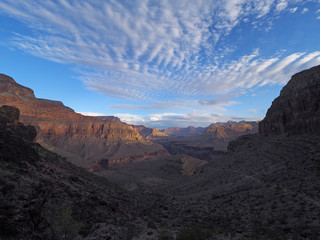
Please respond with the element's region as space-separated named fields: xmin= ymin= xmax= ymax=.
xmin=0 ymin=0 xmax=320 ymax=128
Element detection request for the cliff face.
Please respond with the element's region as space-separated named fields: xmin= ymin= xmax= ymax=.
xmin=95 ymin=115 xmax=121 ymax=122
xmin=259 ymin=65 xmax=320 ymax=134
xmin=150 ymin=128 xmax=168 ymax=137
xmin=205 ymin=121 xmax=259 ymax=139
xmin=0 ymin=74 xmax=36 ymax=99
xmin=0 ymin=74 xmax=168 ymax=169
xmin=132 ymin=125 xmax=168 ymax=138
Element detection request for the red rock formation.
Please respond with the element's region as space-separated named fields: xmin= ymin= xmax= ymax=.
xmin=259 ymin=65 xmax=320 ymax=134
xmin=132 ymin=125 xmax=168 ymax=138
xmin=132 ymin=125 xmax=153 ymax=138
xmin=0 ymin=74 xmax=168 ymax=169
xmin=150 ymin=128 xmax=168 ymax=137
xmin=95 ymin=116 xmax=121 ymax=122
xmin=205 ymin=121 xmax=259 ymax=139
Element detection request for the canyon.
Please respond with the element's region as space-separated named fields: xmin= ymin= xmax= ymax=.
xmin=150 ymin=121 xmax=258 ymax=160
xmin=0 ymin=73 xmax=260 ymax=170
xmin=0 ymin=65 xmax=320 ymax=239
xmin=98 ymin=65 xmax=320 ymax=239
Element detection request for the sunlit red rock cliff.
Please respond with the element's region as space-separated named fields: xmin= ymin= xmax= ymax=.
xmin=0 ymin=74 xmax=168 ymax=170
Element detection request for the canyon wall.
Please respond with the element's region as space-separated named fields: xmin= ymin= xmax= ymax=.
xmin=205 ymin=121 xmax=259 ymax=139
xmin=132 ymin=125 xmax=168 ymax=138
xmin=0 ymin=74 xmax=168 ymax=169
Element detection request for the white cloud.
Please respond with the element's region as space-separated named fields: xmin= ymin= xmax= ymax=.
xmin=197 ymin=51 xmax=320 ymax=94
xmin=276 ymin=0 xmax=288 ymax=12
xmin=289 ymin=7 xmax=298 ymax=13
xmin=115 ymin=111 xmax=260 ymax=128
xmin=0 ymin=0 xmax=319 ymax=107
xmin=78 ymin=112 xmax=103 ymax=116
xmin=198 ymin=94 xmax=239 ymax=111
xmin=247 ymin=108 xmax=259 ymax=114
xmin=109 ymin=104 xmax=171 ymax=110
xmin=302 ymin=8 xmax=309 ymax=13
xmin=109 ymin=94 xmax=239 ymax=113
xmin=0 ymin=1 xmax=280 ymax=97
xmin=114 ymin=113 xmax=146 ymax=126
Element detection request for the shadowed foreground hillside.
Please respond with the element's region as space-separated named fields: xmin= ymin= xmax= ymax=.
xmin=0 ymin=105 xmax=144 ymax=239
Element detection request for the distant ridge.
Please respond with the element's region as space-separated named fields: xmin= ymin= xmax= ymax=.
xmin=164 ymin=126 xmax=205 ymax=136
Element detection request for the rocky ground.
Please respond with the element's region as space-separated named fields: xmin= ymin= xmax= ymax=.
xmin=99 ymin=133 xmax=320 ymax=239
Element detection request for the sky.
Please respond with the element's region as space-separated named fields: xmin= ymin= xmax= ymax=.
xmin=0 ymin=0 xmax=320 ymax=128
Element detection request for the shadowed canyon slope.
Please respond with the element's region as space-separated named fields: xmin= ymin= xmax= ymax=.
xmin=0 ymin=74 xmax=168 ymax=170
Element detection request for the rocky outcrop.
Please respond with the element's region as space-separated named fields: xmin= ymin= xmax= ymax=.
xmin=0 ymin=105 xmax=38 ymax=163
xmin=0 ymin=74 xmax=167 ymax=169
xmin=132 ymin=125 xmax=168 ymax=138
xmin=0 ymin=74 xmax=35 ymax=99
xmin=150 ymin=128 xmax=168 ymax=137
xmin=0 ymin=104 xmax=19 ymax=125
xmin=259 ymin=65 xmax=320 ymax=134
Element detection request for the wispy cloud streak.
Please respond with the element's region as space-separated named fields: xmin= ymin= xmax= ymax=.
xmin=0 ymin=0 xmax=319 ymax=104
xmin=115 ymin=111 xmax=259 ymax=128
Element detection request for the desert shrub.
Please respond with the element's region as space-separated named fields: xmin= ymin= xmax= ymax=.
xmin=126 ymin=225 xmax=140 ymax=240
xmin=176 ymin=224 xmax=213 ymax=240
xmin=147 ymin=219 xmax=157 ymax=229
xmin=45 ymin=204 xmax=82 ymax=240
xmin=158 ymin=229 xmax=174 ymax=240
